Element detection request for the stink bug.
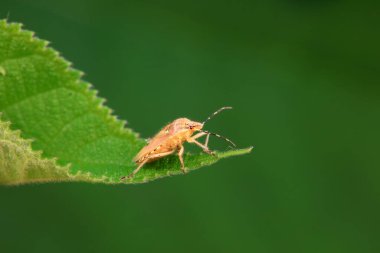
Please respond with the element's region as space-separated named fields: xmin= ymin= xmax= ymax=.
xmin=121 ymin=107 xmax=236 ymax=180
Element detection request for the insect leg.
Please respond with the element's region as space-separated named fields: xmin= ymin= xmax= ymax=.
xmin=177 ymin=145 xmax=187 ymax=174
xmin=204 ymin=133 xmax=210 ymax=147
xmin=190 ymin=132 xmax=207 ymax=140
xmin=189 ymin=139 xmax=216 ymax=156
xmin=121 ymin=160 xmax=148 ymax=180
xmin=189 ymin=132 xmax=211 ymax=149
xmin=121 ymin=151 xmax=175 ymax=180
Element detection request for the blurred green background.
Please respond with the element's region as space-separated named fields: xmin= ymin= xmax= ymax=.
xmin=1 ymin=0 xmax=379 ymax=252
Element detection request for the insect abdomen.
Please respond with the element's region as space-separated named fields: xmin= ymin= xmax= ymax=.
xmin=134 ymin=135 xmax=183 ymax=164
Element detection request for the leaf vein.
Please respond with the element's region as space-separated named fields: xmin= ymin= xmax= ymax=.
xmin=2 ymin=86 xmax=67 ymax=112
xmin=45 ymin=110 xmax=92 ymax=149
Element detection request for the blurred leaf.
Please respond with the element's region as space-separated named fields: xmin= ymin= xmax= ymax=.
xmin=0 ymin=20 xmax=251 ymax=185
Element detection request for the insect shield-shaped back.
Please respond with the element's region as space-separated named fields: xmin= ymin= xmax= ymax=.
xmin=133 ymin=118 xmax=203 ymax=162
xmin=122 ymin=107 xmax=235 ymax=180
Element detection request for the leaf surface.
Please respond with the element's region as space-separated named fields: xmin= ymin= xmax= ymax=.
xmin=0 ymin=20 xmax=252 ymax=185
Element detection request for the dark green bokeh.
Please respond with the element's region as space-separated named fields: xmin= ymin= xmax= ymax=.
xmin=1 ymin=0 xmax=379 ymax=252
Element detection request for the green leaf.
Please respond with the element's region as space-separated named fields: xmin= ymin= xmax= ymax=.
xmin=0 ymin=20 xmax=252 ymax=185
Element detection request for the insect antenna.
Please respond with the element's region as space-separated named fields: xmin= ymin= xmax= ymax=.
xmin=202 ymin=106 xmax=232 ymax=125
xmin=201 ymin=130 xmax=236 ymax=148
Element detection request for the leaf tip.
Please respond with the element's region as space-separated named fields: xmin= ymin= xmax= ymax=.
xmin=216 ymin=146 xmax=253 ymax=159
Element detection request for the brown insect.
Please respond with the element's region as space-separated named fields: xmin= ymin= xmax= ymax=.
xmin=121 ymin=107 xmax=236 ymax=180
